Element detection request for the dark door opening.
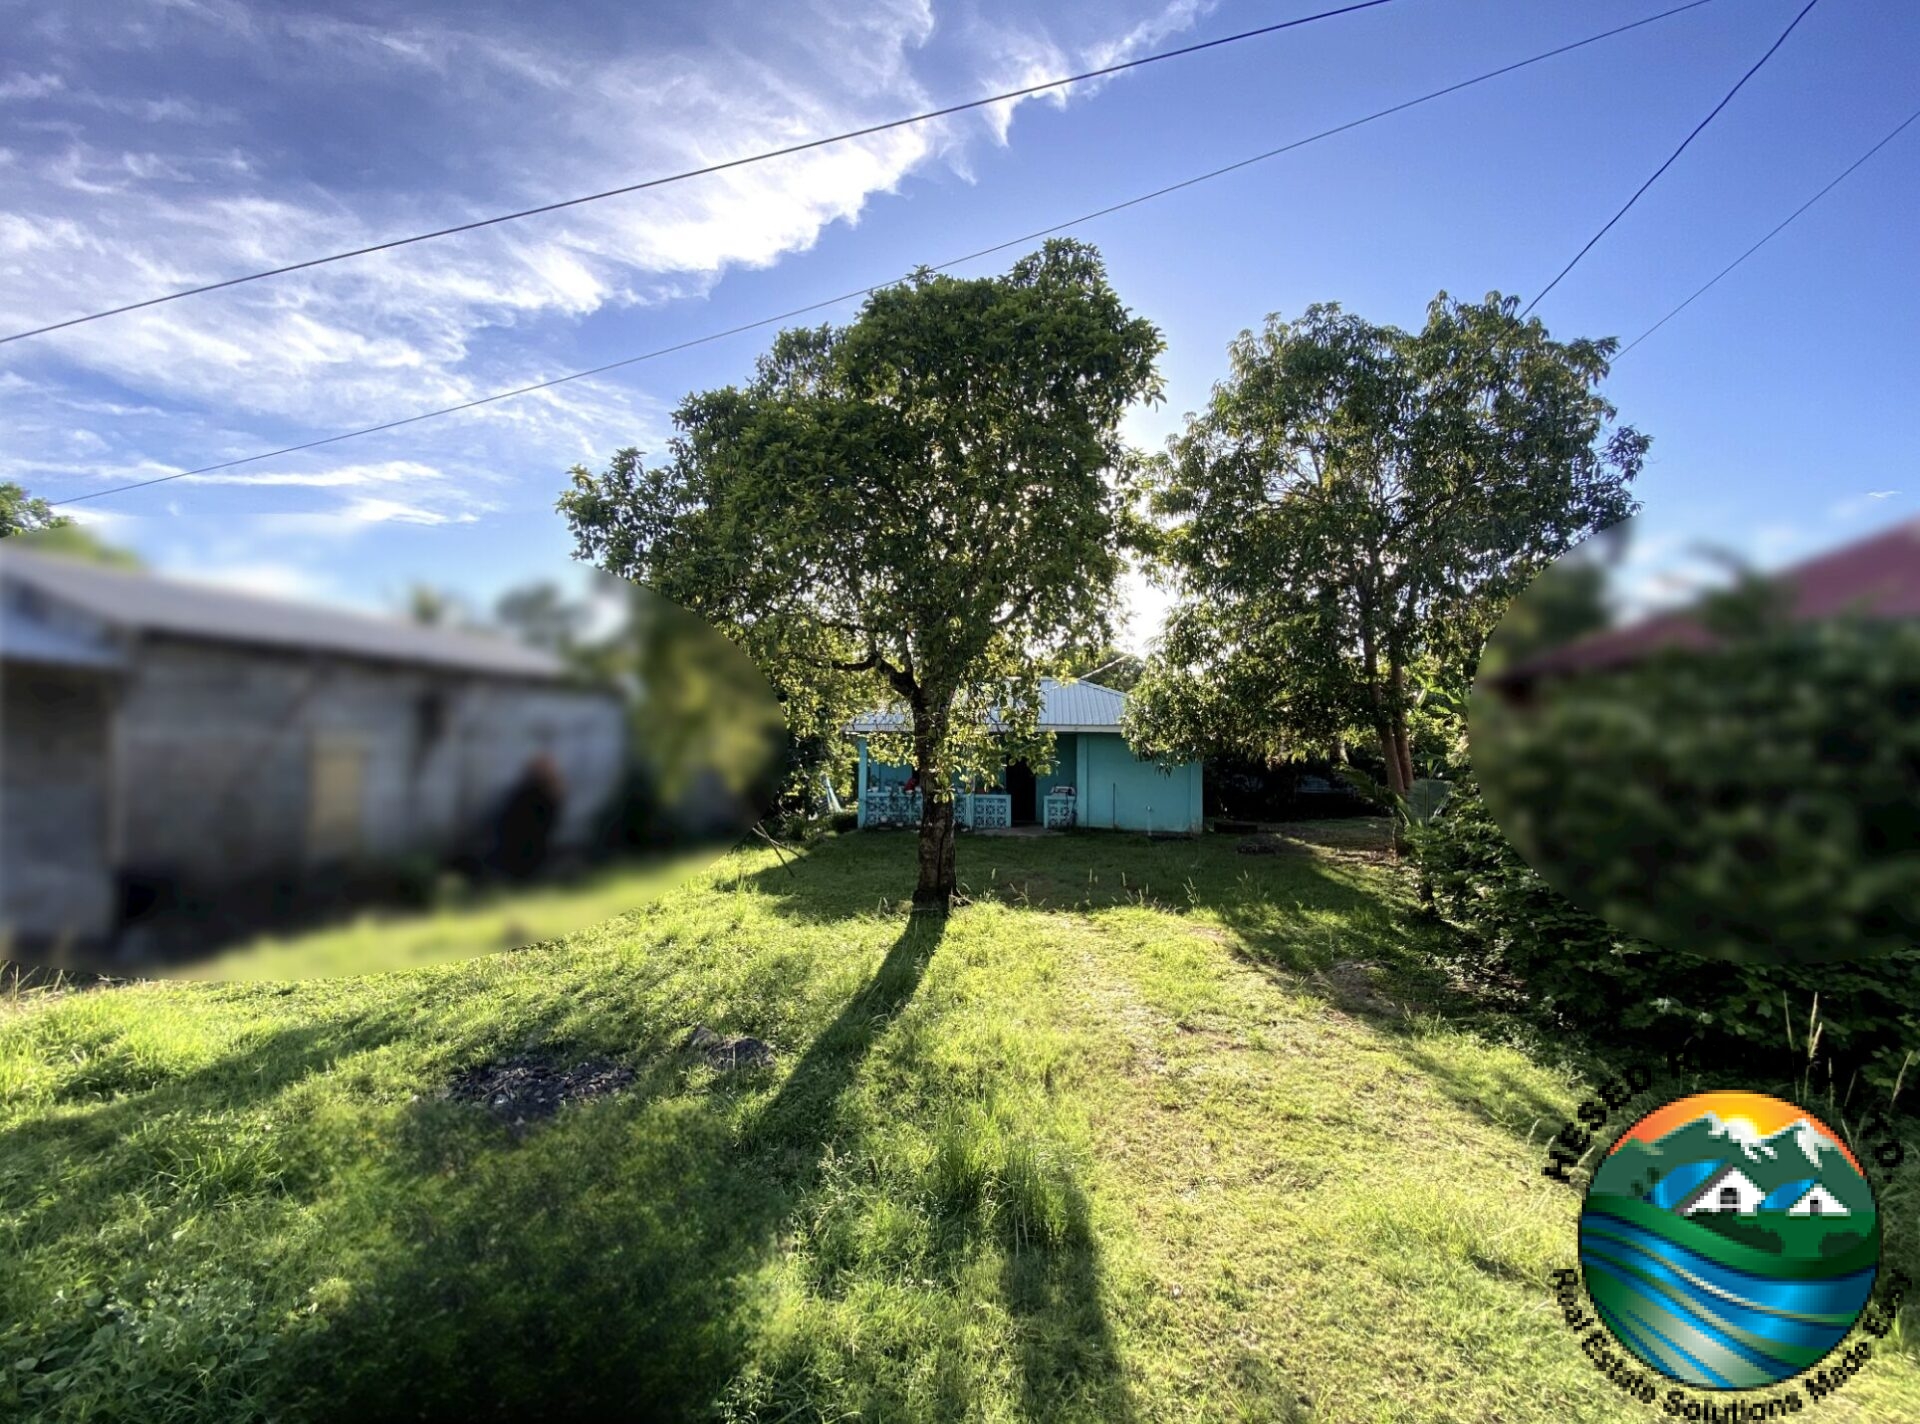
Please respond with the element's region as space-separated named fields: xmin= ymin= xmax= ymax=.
xmin=1006 ymin=759 xmax=1038 ymax=825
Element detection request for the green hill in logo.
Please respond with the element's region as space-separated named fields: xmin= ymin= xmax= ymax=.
xmin=1579 ymin=1093 xmax=1880 ymax=1391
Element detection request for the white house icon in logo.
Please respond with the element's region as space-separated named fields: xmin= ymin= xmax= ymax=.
xmin=1677 ymin=1163 xmax=1853 ymax=1218
xmin=1681 ymin=1164 xmax=1767 ymax=1216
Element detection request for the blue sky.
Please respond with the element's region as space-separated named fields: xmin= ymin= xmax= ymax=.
xmin=2 ymin=0 xmax=1915 ymax=650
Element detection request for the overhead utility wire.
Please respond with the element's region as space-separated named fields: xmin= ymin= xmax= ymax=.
xmin=47 ymin=0 xmax=1716 ymax=509
xmin=0 ymin=0 xmax=1403 ymax=347
xmin=1618 ymin=104 xmax=1920 ymax=356
xmin=1521 ymin=0 xmax=1822 ymax=316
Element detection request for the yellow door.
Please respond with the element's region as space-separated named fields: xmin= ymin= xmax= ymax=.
xmin=307 ymin=734 xmax=366 ymax=864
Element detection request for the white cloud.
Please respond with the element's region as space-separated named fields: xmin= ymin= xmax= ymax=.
xmin=168 ymin=559 xmax=336 ymax=601
xmin=173 ymin=459 xmax=450 ymax=489
xmin=2 ymin=0 xmax=1214 ymax=562
xmin=1828 ymin=488 xmax=1907 ymax=522
xmin=0 ymin=72 xmax=64 ymax=101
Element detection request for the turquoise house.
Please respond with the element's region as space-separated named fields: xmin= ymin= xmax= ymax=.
xmin=849 ymin=679 xmax=1204 ymax=834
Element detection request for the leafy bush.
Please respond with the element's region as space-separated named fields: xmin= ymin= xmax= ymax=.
xmin=1413 ymin=776 xmax=1920 ymax=1095
xmin=1474 ymin=615 xmax=1920 ymax=965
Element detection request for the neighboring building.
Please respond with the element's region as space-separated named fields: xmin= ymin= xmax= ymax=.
xmin=0 ymin=546 xmax=626 ymax=951
xmin=1491 ymin=516 xmax=1920 ymax=699
xmin=1679 ymin=1164 xmax=1767 ymax=1216
xmin=848 ymin=678 xmax=1204 ymax=834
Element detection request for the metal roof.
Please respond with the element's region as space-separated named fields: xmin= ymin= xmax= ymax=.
xmin=0 ymin=545 xmax=568 ymax=680
xmin=1495 ymin=516 xmax=1920 ymax=685
xmin=0 ymin=602 xmax=125 ymax=671
xmin=849 ymin=677 xmax=1129 ymax=734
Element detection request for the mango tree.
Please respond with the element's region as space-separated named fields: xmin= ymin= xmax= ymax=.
xmin=1127 ymin=294 xmax=1645 ymax=798
xmin=559 ymin=239 xmax=1163 ymax=908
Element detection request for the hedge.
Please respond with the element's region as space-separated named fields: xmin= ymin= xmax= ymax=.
xmin=1472 ymin=615 xmax=1920 ymax=967
xmin=1413 ymin=775 xmax=1919 ymax=1097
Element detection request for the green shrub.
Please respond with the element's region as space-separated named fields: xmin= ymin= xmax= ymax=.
xmin=1412 ymin=776 xmax=1920 ymax=1096
xmin=1474 ymin=615 xmax=1920 ymax=966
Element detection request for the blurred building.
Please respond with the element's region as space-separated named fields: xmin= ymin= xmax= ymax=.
xmin=0 ymin=546 xmax=625 ymax=953
xmin=1489 ymin=516 xmax=1920 ymax=699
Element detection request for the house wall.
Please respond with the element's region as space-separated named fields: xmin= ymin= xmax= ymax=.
xmin=0 ymin=662 xmax=117 ymax=940
xmin=1037 ymin=734 xmax=1077 ymax=801
xmin=857 ymin=736 xmax=1076 ymax=799
xmin=1079 ymin=733 xmax=1204 ymax=834
xmin=854 ymin=730 xmax=1202 ymax=833
xmin=110 ymin=637 xmax=627 ymax=885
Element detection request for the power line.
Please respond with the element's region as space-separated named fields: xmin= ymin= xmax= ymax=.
xmin=0 ymin=0 xmax=1405 ymax=348
xmin=1619 ymin=105 xmax=1920 ymax=356
xmin=1521 ymin=0 xmax=1822 ymax=318
xmin=46 ymin=1 xmax=1716 ymax=511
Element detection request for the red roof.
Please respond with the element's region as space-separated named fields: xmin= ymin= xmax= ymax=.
xmin=1495 ymin=516 xmax=1920 ymax=683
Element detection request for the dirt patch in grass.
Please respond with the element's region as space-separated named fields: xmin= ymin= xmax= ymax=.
xmin=1233 ymin=833 xmax=1313 ymax=856
xmin=444 ymin=1055 xmax=636 ymax=1126
xmin=683 ymin=1025 xmax=776 ymax=1070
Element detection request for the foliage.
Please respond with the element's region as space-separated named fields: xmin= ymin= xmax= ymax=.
xmin=1473 ymin=614 xmax=1920 ymax=966
xmin=560 ymin=239 xmax=1165 ymax=905
xmin=0 ymin=481 xmax=70 ymax=538
xmin=1060 ymin=642 xmax=1146 ymax=694
xmin=1127 ymin=294 xmax=1645 ymax=795
xmin=1413 ymin=775 xmax=1920 ymax=1096
xmin=492 ymin=580 xmax=590 ymax=655
xmin=6 ymin=524 xmax=145 ymax=570
xmin=1 ymin=488 xmax=143 ymax=569
xmin=398 ymin=584 xmax=476 ymax=629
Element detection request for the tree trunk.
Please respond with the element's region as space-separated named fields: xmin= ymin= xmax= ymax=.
xmin=1389 ymin=663 xmax=1415 ymax=795
xmin=914 ymin=794 xmax=958 ymax=911
xmin=1374 ymin=725 xmax=1411 ymax=798
xmin=910 ymin=703 xmax=956 ymax=911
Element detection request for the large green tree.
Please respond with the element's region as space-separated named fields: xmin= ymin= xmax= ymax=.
xmin=1127 ymin=294 xmax=1645 ymax=797
xmin=559 ymin=240 xmax=1164 ymax=907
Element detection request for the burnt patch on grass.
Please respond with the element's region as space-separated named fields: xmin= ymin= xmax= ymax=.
xmin=443 ymin=1055 xmax=636 ymax=1128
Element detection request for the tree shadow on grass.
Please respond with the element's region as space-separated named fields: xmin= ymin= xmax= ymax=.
xmin=251 ymin=910 xmax=1090 ymax=1422
xmin=0 ymin=1004 xmax=442 ymax=1235
xmin=998 ymin=1185 xmax=1135 ymax=1423
xmin=272 ymin=902 xmax=1144 ymax=1422
xmin=262 ymin=923 xmax=948 ymax=1421
xmin=747 ymin=912 xmax=941 ymax=1153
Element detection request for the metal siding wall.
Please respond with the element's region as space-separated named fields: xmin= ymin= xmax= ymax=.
xmin=116 ymin=641 xmax=625 ymax=881
xmin=0 ymin=664 xmax=116 ymax=938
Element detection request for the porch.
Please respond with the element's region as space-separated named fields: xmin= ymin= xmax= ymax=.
xmin=858 ymin=786 xmax=1079 ymax=832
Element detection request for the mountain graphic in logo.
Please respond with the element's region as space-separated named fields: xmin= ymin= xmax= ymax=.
xmin=1579 ymin=1090 xmax=1880 ymax=1391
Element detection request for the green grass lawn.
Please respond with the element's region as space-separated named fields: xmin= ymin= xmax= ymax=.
xmin=3 ymin=826 xmax=1914 ymax=1422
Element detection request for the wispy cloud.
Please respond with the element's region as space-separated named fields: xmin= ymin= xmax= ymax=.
xmin=2 ymin=0 xmax=1212 ymax=611
xmin=0 ymin=72 xmax=64 ymax=100
xmin=1828 ymin=489 xmax=1907 ymax=522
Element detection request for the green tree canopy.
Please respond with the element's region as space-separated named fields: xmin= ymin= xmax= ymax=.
xmin=559 ymin=239 xmax=1164 ymax=906
xmin=1127 ymin=293 xmax=1645 ymax=795
xmin=494 ymin=580 xmax=591 ymax=656
xmin=1061 ymin=642 xmax=1147 ymax=694
xmin=1 ymin=486 xmax=144 ymax=568
xmin=1 ymin=481 xmax=68 ymax=538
